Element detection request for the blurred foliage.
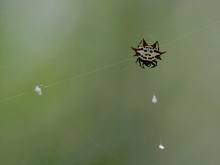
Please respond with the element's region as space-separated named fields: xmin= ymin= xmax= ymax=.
xmin=0 ymin=0 xmax=220 ymax=164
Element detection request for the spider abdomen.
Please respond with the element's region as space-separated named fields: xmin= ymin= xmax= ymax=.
xmin=131 ymin=39 xmax=166 ymax=68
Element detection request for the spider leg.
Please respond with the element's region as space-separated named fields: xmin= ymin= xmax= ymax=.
xmin=153 ymin=60 xmax=158 ymax=66
xmin=137 ymin=40 xmax=143 ymax=48
xmin=139 ymin=59 xmax=145 ymax=69
xmin=143 ymin=60 xmax=151 ymax=68
xmin=150 ymin=60 xmax=157 ymax=68
xmin=141 ymin=62 xmax=145 ymax=69
xmin=138 ymin=59 xmax=142 ymax=67
xmin=147 ymin=62 xmax=152 ymax=67
xmin=136 ymin=58 xmax=144 ymax=69
xmin=157 ymin=41 xmax=160 ymax=50
xmin=152 ymin=41 xmax=160 ymax=50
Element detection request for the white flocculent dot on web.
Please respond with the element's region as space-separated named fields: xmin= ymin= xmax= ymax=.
xmin=152 ymin=95 xmax=157 ymax=103
xmin=2 ymin=19 xmax=220 ymax=103
xmin=159 ymin=144 xmax=165 ymax=150
xmin=34 ymin=86 xmax=42 ymax=95
xmin=159 ymin=140 xmax=165 ymax=150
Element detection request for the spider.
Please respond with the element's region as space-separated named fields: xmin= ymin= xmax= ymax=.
xmin=131 ymin=39 xmax=166 ymax=68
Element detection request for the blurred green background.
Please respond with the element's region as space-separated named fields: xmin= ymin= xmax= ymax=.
xmin=1 ymin=0 xmax=220 ymax=164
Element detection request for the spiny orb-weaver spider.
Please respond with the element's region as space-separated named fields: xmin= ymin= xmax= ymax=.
xmin=131 ymin=39 xmax=166 ymax=68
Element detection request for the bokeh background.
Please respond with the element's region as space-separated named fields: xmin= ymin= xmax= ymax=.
xmin=1 ymin=0 xmax=220 ymax=164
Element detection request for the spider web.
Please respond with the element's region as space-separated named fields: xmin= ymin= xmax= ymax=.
xmin=1 ymin=1 xmax=220 ymax=165
xmin=2 ymin=17 xmax=219 ymax=102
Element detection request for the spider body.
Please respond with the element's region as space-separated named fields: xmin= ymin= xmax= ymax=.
xmin=131 ymin=39 xmax=166 ymax=68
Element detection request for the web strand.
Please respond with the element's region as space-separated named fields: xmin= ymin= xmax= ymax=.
xmin=1 ymin=58 xmax=132 ymax=102
xmin=1 ymin=19 xmax=220 ymax=102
